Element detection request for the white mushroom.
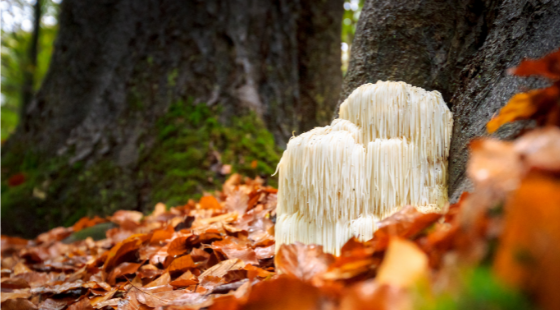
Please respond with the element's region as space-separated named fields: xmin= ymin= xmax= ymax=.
xmin=275 ymin=81 xmax=453 ymax=255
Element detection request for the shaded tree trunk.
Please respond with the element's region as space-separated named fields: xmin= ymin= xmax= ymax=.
xmin=21 ymin=0 xmax=42 ymax=119
xmin=340 ymin=0 xmax=560 ymax=201
xmin=2 ymin=0 xmax=343 ymax=237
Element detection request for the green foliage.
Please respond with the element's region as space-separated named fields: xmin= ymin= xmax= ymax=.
xmin=141 ymin=99 xmax=280 ymax=207
xmin=418 ymin=267 xmax=535 ymax=310
xmin=1 ymin=25 xmax=58 ymax=140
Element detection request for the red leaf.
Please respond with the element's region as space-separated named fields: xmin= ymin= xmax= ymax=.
xmin=508 ymin=49 xmax=560 ymax=80
xmin=7 ymin=173 xmax=26 ymax=187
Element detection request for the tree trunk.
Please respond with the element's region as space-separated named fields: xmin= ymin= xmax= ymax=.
xmin=340 ymin=0 xmax=560 ymax=201
xmin=2 ymin=0 xmax=343 ymax=237
xmin=20 ymin=0 xmax=42 ymax=120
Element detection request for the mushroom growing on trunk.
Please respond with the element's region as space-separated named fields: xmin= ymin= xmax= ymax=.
xmin=275 ymin=81 xmax=453 ymax=255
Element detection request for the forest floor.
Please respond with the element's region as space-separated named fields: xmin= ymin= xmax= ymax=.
xmin=2 ymin=51 xmax=560 ymax=310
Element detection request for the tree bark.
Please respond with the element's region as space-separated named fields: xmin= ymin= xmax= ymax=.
xmin=2 ymin=0 xmax=343 ymax=237
xmin=340 ymin=0 xmax=560 ymax=201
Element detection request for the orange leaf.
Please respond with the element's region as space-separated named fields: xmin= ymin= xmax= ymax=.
xmin=243 ymin=275 xmax=321 ymax=310
xmin=167 ymin=236 xmax=190 ymax=257
xmin=72 ymin=216 xmax=107 ymax=232
xmin=169 ymin=270 xmax=198 ymax=287
xmin=200 ymin=196 xmax=222 ymax=210
xmin=275 ymin=242 xmax=334 ymax=282
xmin=149 ymin=225 xmax=174 ymax=245
xmin=508 ymin=48 xmax=560 ymax=80
xmin=107 ymin=262 xmax=141 ymax=285
xmin=487 ymin=84 xmax=560 ymax=133
xmin=493 ymin=172 xmax=560 ymax=310
xmin=487 ymin=90 xmax=538 ymax=133
xmin=102 ymin=234 xmax=148 ymax=279
xmin=251 ymin=160 xmax=258 ymax=169
xmin=168 ymin=255 xmax=195 ymax=275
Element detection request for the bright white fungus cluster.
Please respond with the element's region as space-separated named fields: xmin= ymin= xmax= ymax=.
xmin=274 ymin=81 xmax=454 ymax=255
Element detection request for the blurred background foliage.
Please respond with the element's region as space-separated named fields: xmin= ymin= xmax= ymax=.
xmin=1 ymin=0 xmax=362 ymax=141
xmin=1 ymin=0 xmax=60 ymax=140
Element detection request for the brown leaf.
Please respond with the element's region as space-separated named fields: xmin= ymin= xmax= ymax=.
xmin=144 ymin=272 xmax=170 ymax=288
xmin=339 ymin=281 xmax=411 ymax=310
xmin=212 ymin=237 xmax=258 ymax=265
xmin=371 ymin=206 xmax=441 ymax=252
xmin=167 ymin=255 xmax=196 ymax=275
xmin=72 ymin=216 xmax=107 ymax=232
xmin=225 ymin=191 xmax=249 ymax=214
xmin=107 ymin=262 xmax=141 ymax=285
xmin=67 ymin=298 xmax=93 ymax=310
xmin=200 ymin=259 xmax=245 ymax=280
xmin=508 ymin=48 xmax=560 ymax=80
xmin=255 ymin=244 xmax=275 ymax=260
xmin=275 ymin=242 xmax=334 ymax=282
xmin=38 ymin=298 xmax=70 ymax=310
xmin=169 ymin=270 xmax=198 ymax=287
xmin=1 ymin=290 xmax=31 ymax=303
xmin=167 ymin=236 xmax=190 ymax=257
xmin=102 ymin=234 xmax=148 ymax=279
xmin=1 ymin=298 xmax=37 ymax=310
xmin=242 ymin=275 xmax=321 ymax=310
xmin=1 ymin=277 xmax=30 ymax=289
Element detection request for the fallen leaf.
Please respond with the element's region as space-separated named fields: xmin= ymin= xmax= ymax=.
xmin=7 ymin=173 xmax=26 ymax=187
xmin=1 ymin=298 xmax=37 ymax=310
xmin=168 ymin=255 xmax=196 ymax=275
xmin=169 ymin=270 xmax=198 ymax=287
xmin=514 ymin=126 xmax=560 ymax=172
xmin=339 ymin=281 xmax=411 ymax=310
xmin=107 ymin=262 xmax=141 ymax=285
xmin=376 ymin=238 xmax=428 ymax=288
xmin=200 ymin=259 xmax=245 ymax=280
xmin=200 ymin=196 xmax=222 ymax=210
xmin=275 ymin=242 xmax=334 ymax=282
xmin=508 ymin=48 xmax=560 ymax=80
xmin=242 ymin=275 xmax=321 ymax=310
xmin=212 ymin=237 xmax=258 ymax=265
xmin=494 ymin=172 xmax=560 ymax=310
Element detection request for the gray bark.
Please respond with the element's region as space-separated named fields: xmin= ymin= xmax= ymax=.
xmin=340 ymin=0 xmax=560 ymax=201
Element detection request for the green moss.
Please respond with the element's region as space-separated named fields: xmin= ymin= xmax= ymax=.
xmin=417 ymin=267 xmax=534 ymax=310
xmin=141 ymin=99 xmax=280 ymax=207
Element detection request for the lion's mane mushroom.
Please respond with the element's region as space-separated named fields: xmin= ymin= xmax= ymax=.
xmin=275 ymin=81 xmax=453 ymax=255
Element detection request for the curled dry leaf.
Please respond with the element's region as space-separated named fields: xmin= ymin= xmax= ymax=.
xmin=275 ymin=242 xmax=334 ymax=282
xmin=371 ymin=206 xmax=441 ymax=252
